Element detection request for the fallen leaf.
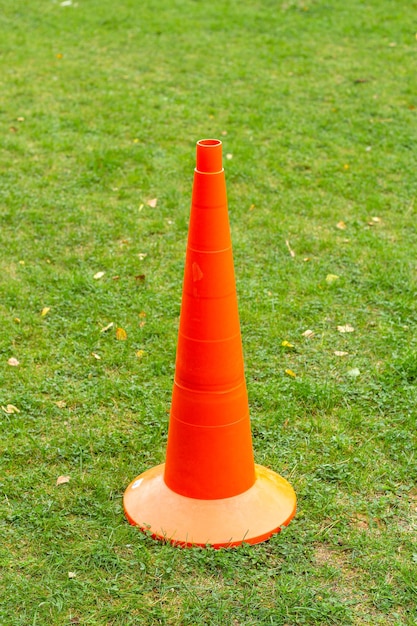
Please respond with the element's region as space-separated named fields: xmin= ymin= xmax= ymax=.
xmin=139 ymin=321 xmax=146 ymax=328
xmin=56 ymin=475 xmax=70 ymax=486
xmin=136 ymin=350 xmax=145 ymax=359
xmin=93 ymin=271 xmax=105 ymax=280
xmin=302 ymin=329 xmax=315 ymax=338
xmin=281 ymin=340 xmax=294 ymax=348
xmin=147 ymin=198 xmax=157 ymax=208
xmin=68 ymin=571 xmax=77 ymax=579
xmin=139 ymin=311 xmax=146 ymax=319
xmin=326 ymin=274 xmax=339 ymax=284
xmin=226 ymin=153 xmax=233 ymax=160
xmin=7 ymin=357 xmax=19 ymax=367
xmin=138 ymin=253 xmax=147 ymax=261
xmin=285 ymin=240 xmax=295 ymax=258
xmin=334 ymin=351 xmax=349 ymax=357
xmin=343 ymin=164 xmax=349 ymax=170
xmin=100 ymin=322 xmax=114 ymax=333
xmin=14 ymin=317 xmax=21 ymax=323
xmin=91 ymin=352 xmax=101 ymax=360
xmin=116 ymin=327 xmax=127 ymax=341
xmin=1 ymin=404 xmax=20 ymax=414
xmin=285 ymin=369 xmax=297 ymax=378
xmin=17 ymin=116 xmax=25 ymax=122
xmin=135 ymin=274 xmax=145 ymax=282
xmin=337 ymin=324 xmax=355 ymax=333
xmin=55 ymin=401 xmax=67 ymax=408
xmin=347 ymin=368 xmax=361 ymax=378
xmin=41 ymin=307 xmax=51 ymax=317
xmin=336 ymin=221 xmax=347 ymax=230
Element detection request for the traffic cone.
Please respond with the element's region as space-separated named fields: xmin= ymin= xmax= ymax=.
xmin=123 ymin=139 xmax=296 ymax=547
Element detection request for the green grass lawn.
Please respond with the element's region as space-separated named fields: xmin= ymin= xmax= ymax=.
xmin=1 ymin=0 xmax=417 ymax=623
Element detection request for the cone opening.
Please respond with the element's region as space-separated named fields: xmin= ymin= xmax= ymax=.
xmin=198 ymin=139 xmax=222 ymax=147
xmin=196 ymin=139 xmax=223 ymax=173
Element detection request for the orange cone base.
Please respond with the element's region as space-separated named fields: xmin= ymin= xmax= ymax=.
xmin=123 ymin=464 xmax=296 ymax=548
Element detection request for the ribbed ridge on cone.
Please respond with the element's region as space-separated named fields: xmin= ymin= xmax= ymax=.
xmin=163 ymin=140 xmax=256 ymax=500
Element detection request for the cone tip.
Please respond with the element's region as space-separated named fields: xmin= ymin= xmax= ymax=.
xmin=196 ymin=139 xmax=223 ymax=173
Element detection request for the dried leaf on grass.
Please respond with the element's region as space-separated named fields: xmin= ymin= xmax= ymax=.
xmin=7 ymin=357 xmax=19 ymax=367
xmin=146 ymin=198 xmax=157 ymax=208
xmin=116 ymin=327 xmax=127 ymax=341
xmin=347 ymin=368 xmax=361 ymax=378
xmin=285 ymin=369 xmax=297 ymax=378
xmin=326 ymin=274 xmax=339 ymax=284
xmin=1 ymin=404 xmax=20 ymax=414
xmin=302 ymin=329 xmax=315 ymax=338
xmin=41 ymin=307 xmax=51 ymax=317
xmin=100 ymin=322 xmax=114 ymax=333
xmin=337 ymin=324 xmax=355 ymax=333
xmin=56 ymin=475 xmax=70 ymax=486
xmin=334 ymin=351 xmax=349 ymax=357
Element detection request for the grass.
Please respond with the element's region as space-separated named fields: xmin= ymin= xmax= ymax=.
xmin=1 ymin=0 xmax=417 ymax=623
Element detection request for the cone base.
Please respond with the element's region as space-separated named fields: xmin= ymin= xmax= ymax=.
xmin=123 ymin=464 xmax=296 ymax=548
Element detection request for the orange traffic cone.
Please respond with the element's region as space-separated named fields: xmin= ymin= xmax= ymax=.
xmin=123 ymin=139 xmax=296 ymax=547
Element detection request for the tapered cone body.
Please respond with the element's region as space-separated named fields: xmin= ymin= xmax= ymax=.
xmin=123 ymin=139 xmax=296 ymax=547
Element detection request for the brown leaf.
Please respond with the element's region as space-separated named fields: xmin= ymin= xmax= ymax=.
xmin=56 ymin=475 xmax=70 ymax=486
xmin=336 ymin=221 xmax=347 ymax=230
xmin=135 ymin=274 xmax=145 ymax=282
xmin=116 ymin=327 xmax=127 ymax=341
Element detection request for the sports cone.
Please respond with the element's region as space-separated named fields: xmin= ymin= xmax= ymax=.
xmin=123 ymin=139 xmax=296 ymax=547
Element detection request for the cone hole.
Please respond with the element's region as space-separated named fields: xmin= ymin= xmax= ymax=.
xmin=196 ymin=139 xmax=223 ymax=173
